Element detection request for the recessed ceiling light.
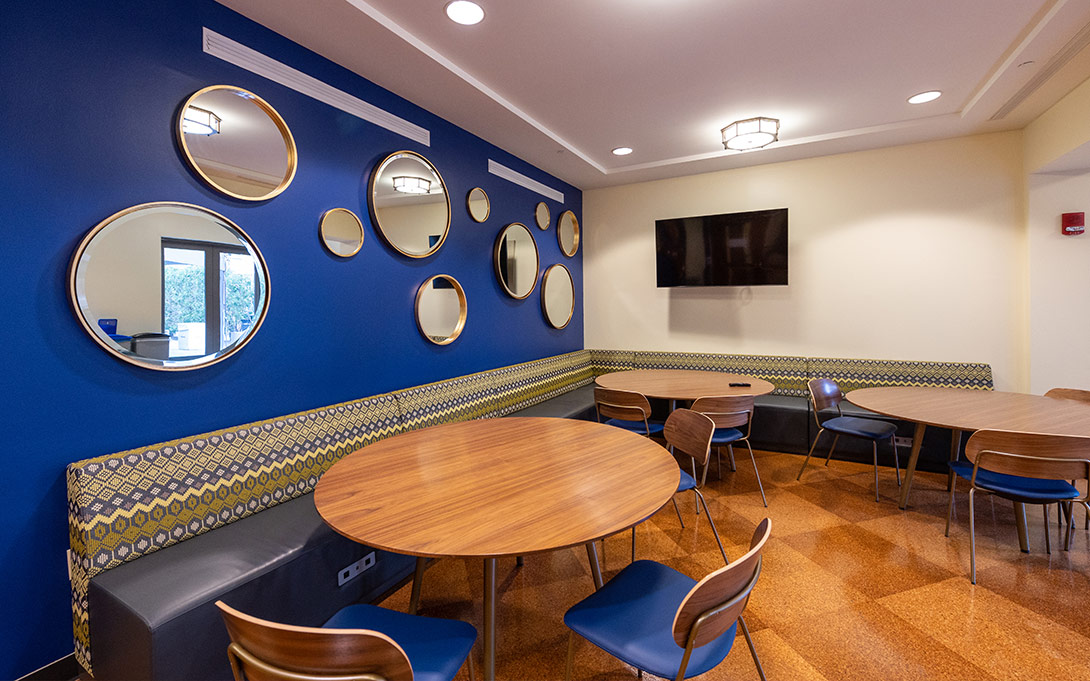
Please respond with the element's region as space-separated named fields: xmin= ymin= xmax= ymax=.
xmin=908 ymin=90 xmax=941 ymax=104
xmin=611 ymin=147 xmax=633 ymax=156
xmin=445 ymin=1 xmax=484 ymax=25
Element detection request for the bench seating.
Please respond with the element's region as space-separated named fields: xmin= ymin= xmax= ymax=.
xmin=67 ymin=348 xmax=990 ymax=679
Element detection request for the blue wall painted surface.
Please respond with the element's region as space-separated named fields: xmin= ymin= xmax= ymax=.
xmin=0 ymin=1 xmax=582 ymax=675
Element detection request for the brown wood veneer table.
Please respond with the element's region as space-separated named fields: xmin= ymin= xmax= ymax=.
xmin=314 ymin=417 xmax=679 ymax=681
xmin=595 ymin=369 xmax=775 ymax=401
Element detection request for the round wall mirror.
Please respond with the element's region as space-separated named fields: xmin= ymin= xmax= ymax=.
xmin=534 ymin=202 xmax=550 ymax=230
xmin=320 ymin=208 xmax=364 ymax=257
xmin=415 ymin=275 xmax=467 ymax=345
xmin=467 ymin=187 xmax=490 ymax=223
xmin=177 ymin=85 xmax=297 ymax=201
xmin=369 ymin=151 xmax=450 ymax=258
xmin=68 ymin=202 xmax=270 ymax=370
xmin=557 ymin=210 xmax=580 ymax=257
xmin=541 ymin=264 xmax=574 ymax=329
xmin=494 ymin=223 xmax=539 ymax=299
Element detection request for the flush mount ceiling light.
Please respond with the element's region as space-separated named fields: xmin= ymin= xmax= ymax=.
xmin=908 ymin=90 xmax=942 ymax=104
xmin=721 ymin=117 xmax=779 ymax=151
xmin=611 ymin=146 xmax=633 ymax=156
xmin=445 ymin=1 xmax=485 ymax=25
xmin=182 ymin=105 xmax=221 ymax=135
xmin=392 ymin=176 xmax=432 ymax=194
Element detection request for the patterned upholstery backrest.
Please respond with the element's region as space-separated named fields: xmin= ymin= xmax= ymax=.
xmin=807 ymin=357 xmax=994 ymax=393
xmin=66 ymin=393 xmax=404 ymax=673
xmin=489 ymin=350 xmax=594 ymax=417
xmin=630 ymin=351 xmax=809 ymax=397
xmin=392 ymin=371 xmax=503 ymax=430
xmin=589 ymin=348 xmax=635 ymax=376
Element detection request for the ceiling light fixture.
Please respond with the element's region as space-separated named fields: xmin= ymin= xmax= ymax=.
xmin=611 ymin=147 xmax=633 ymax=156
xmin=907 ymin=90 xmax=941 ymax=104
xmin=392 ymin=176 xmax=432 ymax=194
xmin=445 ymin=1 xmax=485 ymax=25
xmin=721 ymin=117 xmax=779 ymax=151
xmin=182 ymin=105 xmax=221 ymax=136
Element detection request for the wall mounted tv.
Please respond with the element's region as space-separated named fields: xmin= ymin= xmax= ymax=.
xmin=655 ymin=208 xmax=788 ymax=287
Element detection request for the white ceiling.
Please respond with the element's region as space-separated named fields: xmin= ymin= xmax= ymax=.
xmin=216 ymin=0 xmax=1090 ymax=190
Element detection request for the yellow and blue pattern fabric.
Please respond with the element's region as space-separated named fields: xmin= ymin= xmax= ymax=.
xmin=394 ymin=371 xmax=503 ymax=430
xmin=588 ymin=349 xmax=635 ymax=376
xmin=628 ymin=351 xmax=809 ymax=397
xmin=807 ymin=356 xmax=994 ymax=393
xmin=491 ymin=350 xmax=595 ymax=416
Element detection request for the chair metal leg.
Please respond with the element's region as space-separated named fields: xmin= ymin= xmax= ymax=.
xmin=727 ymin=444 xmax=737 ymax=472
xmin=671 ymin=496 xmax=685 ymax=527
xmin=796 ymin=428 xmax=825 ymax=480
xmin=694 ymin=488 xmax=729 ymax=566
xmin=891 ymin=436 xmax=901 ymax=486
xmin=564 ymin=630 xmax=575 ymax=681
xmin=872 ymin=441 xmax=880 ymax=503
xmin=716 ymin=446 xmax=723 ymax=480
xmin=1043 ymin=504 xmax=1051 ymax=555
xmin=745 ymin=440 xmax=767 ymax=507
xmin=739 ymin=616 xmax=768 ymax=681
xmin=466 ymin=646 xmax=476 ymax=681
xmin=969 ymin=488 xmax=977 ymax=584
xmin=700 ymin=457 xmax=710 ymax=488
xmin=824 ymin=434 xmax=841 ymax=466
xmin=945 ymin=473 xmax=957 ymax=537
xmin=692 ymin=459 xmax=700 ymax=515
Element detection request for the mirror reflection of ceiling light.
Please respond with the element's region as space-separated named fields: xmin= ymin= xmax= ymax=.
xmin=445 ymin=1 xmax=485 ymax=25
xmin=611 ymin=147 xmax=633 ymax=156
xmin=907 ymin=90 xmax=941 ymax=104
xmin=182 ymin=105 xmax=221 ymax=136
xmin=393 ymin=176 xmax=432 ymax=194
xmin=721 ymin=117 xmax=779 ymax=151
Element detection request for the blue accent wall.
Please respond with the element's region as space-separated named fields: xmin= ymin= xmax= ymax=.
xmin=0 ymin=1 xmax=581 ymax=675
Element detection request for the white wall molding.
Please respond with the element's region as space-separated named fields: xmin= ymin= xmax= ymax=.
xmin=487 ymin=160 xmax=564 ymax=203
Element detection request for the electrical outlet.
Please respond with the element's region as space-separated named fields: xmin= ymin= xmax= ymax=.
xmin=894 ymin=436 xmax=913 ymax=448
xmin=338 ymin=551 xmax=376 ymax=586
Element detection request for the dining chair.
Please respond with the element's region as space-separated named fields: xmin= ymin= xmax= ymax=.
xmin=943 ymin=429 xmax=1090 ymax=584
xmin=691 ymin=395 xmax=767 ymax=507
xmin=796 ymin=377 xmax=901 ymax=502
xmin=564 ymin=518 xmax=771 ymax=681
xmin=1046 ymin=387 xmax=1090 ymax=530
xmin=594 ymin=386 xmax=665 ymax=436
xmin=216 ymin=600 xmax=477 ymax=681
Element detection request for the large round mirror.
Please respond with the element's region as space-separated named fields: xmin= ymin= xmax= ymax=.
xmin=369 ymin=151 xmax=450 ymax=258
xmin=494 ymin=223 xmax=539 ymax=299
xmin=69 ymin=202 xmax=270 ymax=370
xmin=541 ymin=264 xmax=574 ymax=329
xmin=557 ymin=210 xmax=580 ymax=257
xmin=320 ymin=208 xmax=364 ymax=257
xmin=177 ymin=85 xmax=297 ymax=201
xmin=535 ymin=202 xmax=550 ymax=230
xmin=415 ymin=275 xmax=466 ymax=345
xmin=467 ymin=187 xmax=490 ymax=223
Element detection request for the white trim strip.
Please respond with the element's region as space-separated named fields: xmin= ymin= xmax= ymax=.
xmin=488 ymin=160 xmax=564 ymax=203
xmin=202 ymin=27 xmax=429 ymax=146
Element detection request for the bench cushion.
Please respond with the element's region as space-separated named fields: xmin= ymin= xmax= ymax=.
xmin=505 ymin=384 xmax=597 ymax=420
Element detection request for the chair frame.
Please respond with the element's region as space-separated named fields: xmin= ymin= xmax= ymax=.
xmin=1045 ymin=388 xmax=1090 ymax=531
xmin=691 ymin=395 xmax=767 ymax=507
xmin=594 ymin=386 xmax=657 ymax=434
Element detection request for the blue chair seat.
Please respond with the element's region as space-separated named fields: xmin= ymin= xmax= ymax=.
xmin=678 ymin=468 xmax=698 ymax=493
xmin=605 ymin=418 xmax=664 ymax=436
xmin=822 ymin=416 xmax=896 ymax=440
xmin=948 ymin=461 xmax=1079 ymax=503
xmin=710 ymin=427 xmax=744 ymax=445
xmin=323 ymin=604 xmax=477 ymax=681
xmin=564 ymin=560 xmax=736 ymax=679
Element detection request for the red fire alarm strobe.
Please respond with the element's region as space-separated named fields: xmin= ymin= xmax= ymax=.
xmin=1061 ymin=212 xmax=1085 ymax=235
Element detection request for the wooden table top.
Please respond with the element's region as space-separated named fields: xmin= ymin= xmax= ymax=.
xmin=847 ymin=386 xmax=1090 ymax=435
xmin=594 ymin=369 xmax=775 ymax=401
xmin=314 ymin=417 xmax=679 ymax=558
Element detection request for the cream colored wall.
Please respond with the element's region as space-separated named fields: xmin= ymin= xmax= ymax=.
xmin=1024 ymin=75 xmax=1090 ymax=173
xmin=584 ymin=132 xmax=1027 ymax=390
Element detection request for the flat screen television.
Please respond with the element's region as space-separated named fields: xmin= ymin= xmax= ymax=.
xmin=655 ymin=208 xmax=788 ymax=287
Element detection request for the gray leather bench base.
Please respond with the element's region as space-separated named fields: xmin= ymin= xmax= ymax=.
xmin=88 ymin=493 xmax=415 ymax=680
xmin=506 ymin=384 xmax=597 ymax=420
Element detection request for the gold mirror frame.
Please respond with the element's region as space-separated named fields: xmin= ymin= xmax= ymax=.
xmin=541 ymin=264 xmax=575 ymax=329
xmin=68 ymin=201 xmax=271 ymax=371
xmin=415 ymin=275 xmax=467 ymax=345
xmin=493 ymin=223 xmax=540 ymax=300
xmin=535 ymin=202 xmax=550 ymax=230
xmin=368 ymin=150 xmax=451 ymax=259
xmin=319 ymin=208 xmax=364 ymax=258
xmin=176 ymin=85 xmax=298 ymax=202
xmin=557 ymin=210 xmax=580 ymax=257
xmin=467 ymin=187 xmax=490 ymax=223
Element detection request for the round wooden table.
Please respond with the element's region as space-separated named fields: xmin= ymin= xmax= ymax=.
xmin=314 ymin=417 xmax=679 ymax=681
xmin=594 ymin=369 xmax=775 ymax=401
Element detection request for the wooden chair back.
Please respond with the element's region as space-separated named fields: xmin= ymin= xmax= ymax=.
xmin=965 ymin=430 xmax=1090 ymax=484
xmin=216 ymin=601 xmax=413 ymax=681
xmin=594 ymin=387 xmax=653 ymax=424
xmin=663 ymin=408 xmax=715 ymax=466
xmin=1045 ymin=387 xmax=1090 ymax=404
xmin=808 ymin=378 xmax=843 ymax=413
xmin=691 ymin=395 xmax=754 ymax=431
xmin=672 ymin=518 xmax=771 ymax=648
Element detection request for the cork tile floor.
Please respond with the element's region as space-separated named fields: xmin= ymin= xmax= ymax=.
xmin=380 ymin=449 xmax=1090 ymax=681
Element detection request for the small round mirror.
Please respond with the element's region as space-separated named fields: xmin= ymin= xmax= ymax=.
xmin=369 ymin=151 xmax=450 ymax=258
xmin=541 ymin=264 xmax=574 ymax=329
xmin=320 ymin=208 xmax=364 ymax=257
xmin=494 ymin=223 xmax=539 ymax=299
xmin=557 ymin=210 xmax=580 ymax=257
xmin=534 ymin=202 xmax=550 ymax=230
xmin=467 ymin=187 xmax=490 ymax=223
xmin=69 ymin=202 xmax=270 ymax=370
xmin=177 ymin=85 xmax=297 ymax=201
xmin=415 ymin=275 xmax=467 ymax=345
